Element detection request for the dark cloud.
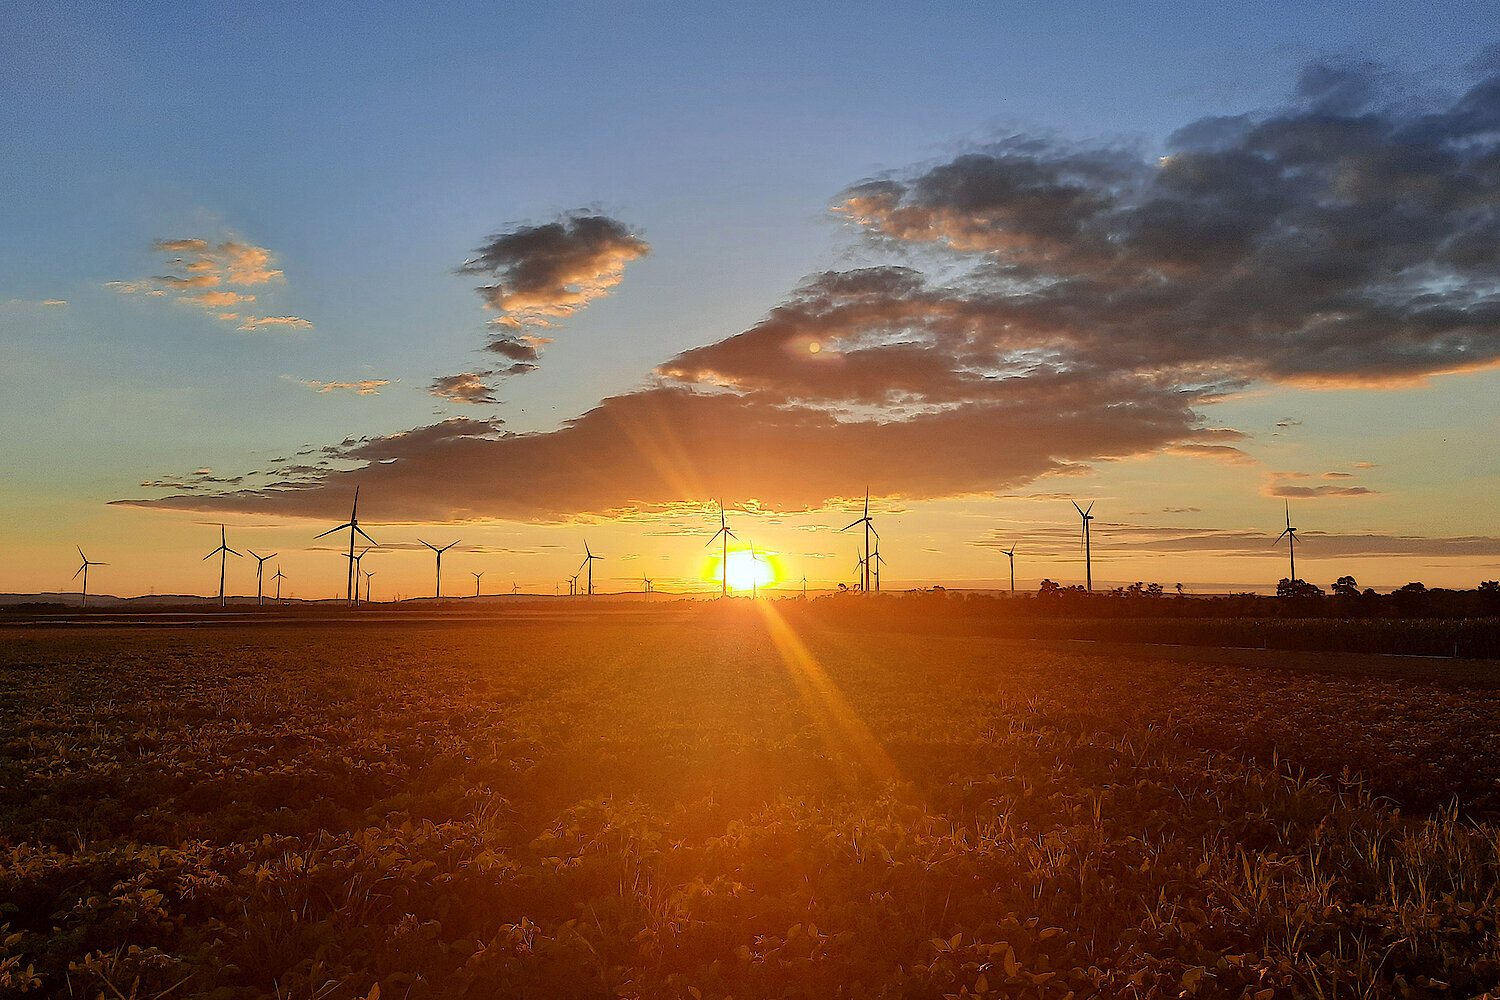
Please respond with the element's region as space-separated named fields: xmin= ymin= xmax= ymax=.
xmin=430 ymin=372 xmax=501 ymax=405
xmin=459 ymin=213 xmax=650 ymax=332
xmin=122 ymin=60 xmax=1500 ymax=522
xmin=1263 ymin=470 xmax=1377 ymax=499
xmin=835 ymin=64 xmax=1500 ymax=387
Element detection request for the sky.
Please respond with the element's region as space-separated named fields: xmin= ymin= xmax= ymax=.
xmin=3 ymin=1 xmax=1499 ymax=600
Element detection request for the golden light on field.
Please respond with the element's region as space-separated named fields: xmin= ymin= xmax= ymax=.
xmin=708 ymin=548 xmax=780 ymax=593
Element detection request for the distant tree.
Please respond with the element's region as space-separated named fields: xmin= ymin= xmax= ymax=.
xmin=1037 ymin=578 xmax=1060 ymax=596
xmin=1277 ymin=578 xmax=1324 ymax=598
xmin=1174 ymin=582 xmax=1185 ymax=596
xmin=1398 ymin=581 xmax=1428 ymax=595
xmin=1125 ymin=581 xmax=1145 ymax=598
xmin=1332 ymin=575 xmax=1360 ymax=598
xmin=1146 ymin=583 xmax=1164 ymax=597
xmin=1480 ymin=581 xmax=1499 ymax=594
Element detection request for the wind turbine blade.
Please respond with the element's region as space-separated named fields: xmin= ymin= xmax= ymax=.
xmin=1072 ymin=501 xmax=1084 ymax=515
xmin=72 ymin=565 xmax=84 ymax=580
xmin=203 ymin=550 xmax=216 ymax=560
xmin=1273 ymin=529 xmax=1289 ymax=546
xmin=315 ymin=523 xmax=352 ymax=539
xmin=841 ymin=519 xmax=862 ymax=531
xmin=355 ymin=526 xmax=379 ymax=546
xmin=226 ymin=547 xmax=242 ymax=557
xmin=77 ymin=545 xmax=86 ymax=561
xmin=420 ymin=539 xmax=436 ymax=552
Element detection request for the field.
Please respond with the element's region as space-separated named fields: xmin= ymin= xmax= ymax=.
xmin=4 ymin=604 xmax=1500 ymax=999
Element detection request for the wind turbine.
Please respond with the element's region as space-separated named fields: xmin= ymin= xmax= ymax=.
xmin=363 ymin=570 xmax=376 ymax=604
xmin=801 ymin=573 xmax=808 ymax=597
xmin=871 ymin=543 xmax=886 ymax=592
xmin=568 ymin=572 xmax=578 ymax=596
xmin=581 ymin=541 xmax=602 ymax=596
xmin=72 ymin=547 xmax=106 ymax=609
xmin=841 ymin=490 xmax=877 ymax=593
xmin=1275 ymin=501 xmax=1300 ymax=586
xmin=747 ymin=540 xmax=764 ymax=599
xmin=1072 ymin=501 xmax=1094 ymax=591
xmin=853 ymin=550 xmax=867 ymax=591
xmin=706 ymin=500 xmax=737 ymax=596
xmin=419 ymin=539 xmax=460 ymax=598
xmin=472 ymin=571 xmax=484 ymax=597
xmin=642 ymin=573 xmax=653 ymax=594
xmin=317 ymin=487 xmax=378 ymax=604
xmin=1003 ymin=544 xmax=1017 ymax=594
xmin=512 ymin=581 xmax=519 ymax=595
xmin=203 ymin=525 xmax=241 ymax=607
xmin=248 ymin=550 xmax=276 ymax=606
xmin=272 ymin=567 xmax=286 ymax=603
xmin=344 ymin=547 xmax=371 ymax=604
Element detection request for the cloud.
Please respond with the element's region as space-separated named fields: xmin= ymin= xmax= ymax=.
xmin=1263 ymin=470 xmax=1377 ymax=499
xmin=109 ymin=236 xmax=309 ymax=331
xmin=41 ymin=299 xmax=66 ymax=307
xmin=978 ymin=521 xmax=1500 ymax=560
xmin=456 ymin=214 xmax=649 ymax=373
xmin=298 ymin=379 xmax=391 ymax=396
xmin=122 ymin=59 xmax=1500 ymax=523
xmin=238 ymin=315 xmax=311 ymax=331
xmin=430 ymin=373 xmax=501 ymax=405
xmin=833 ymin=61 xmax=1500 ymax=387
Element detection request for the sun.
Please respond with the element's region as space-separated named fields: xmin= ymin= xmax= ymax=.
xmin=719 ymin=548 xmax=777 ymax=593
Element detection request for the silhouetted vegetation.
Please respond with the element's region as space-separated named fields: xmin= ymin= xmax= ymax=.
xmin=795 ymin=580 xmax=1500 ymax=658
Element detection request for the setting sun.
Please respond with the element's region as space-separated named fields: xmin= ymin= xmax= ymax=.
xmin=716 ymin=548 xmax=777 ymax=593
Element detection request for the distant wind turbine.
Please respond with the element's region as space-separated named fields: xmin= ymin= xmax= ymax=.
xmin=248 ymin=549 xmax=276 ymax=606
xmin=642 ymin=573 xmax=653 ymax=594
xmin=1275 ymin=501 xmax=1300 ymax=586
xmin=581 ymin=541 xmax=602 ymax=596
xmin=472 ymin=571 xmax=484 ymax=598
xmin=419 ymin=539 xmax=460 ymax=598
xmin=748 ymin=540 xmax=764 ymax=599
xmin=344 ymin=547 xmax=371 ymax=604
xmin=842 ymin=490 xmax=877 ymax=593
xmin=1072 ymin=501 xmax=1094 ymax=591
xmin=317 ymin=488 xmax=378 ymax=604
xmin=853 ymin=550 xmax=867 ymax=591
xmin=1003 ymin=544 xmax=1017 ymax=593
xmin=363 ymin=569 xmax=376 ymax=604
xmin=801 ymin=573 xmax=807 ymax=597
xmin=272 ymin=566 xmax=286 ymax=603
xmin=706 ymin=500 xmax=737 ymax=596
xmin=72 ymin=547 xmax=106 ymax=609
xmin=871 ymin=543 xmax=886 ymax=592
xmin=203 ymin=525 xmax=241 ymax=607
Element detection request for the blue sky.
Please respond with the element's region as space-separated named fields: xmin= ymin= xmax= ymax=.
xmin=3 ymin=2 xmax=1499 ymax=597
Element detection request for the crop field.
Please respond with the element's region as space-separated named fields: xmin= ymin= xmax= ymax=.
xmin=5 ymin=605 xmax=1500 ymax=999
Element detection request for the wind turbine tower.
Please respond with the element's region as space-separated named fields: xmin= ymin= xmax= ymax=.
xmin=419 ymin=539 xmax=460 ymax=598
xmin=272 ymin=567 xmax=286 ymax=603
xmin=1072 ymin=501 xmax=1095 ymax=591
xmin=363 ymin=570 xmax=376 ymax=604
xmin=472 ymin=571 xmax=484 ymax=598
xmin=842 ymin=490 xmax=877 ymax=592
xmin=248 ymin=550 xmax=276 ymax=606
xmin=317 ymin=488 xmax=378 ymax=604
xmin=1275 ymin=502 xmax=1300 ymax=586
xmin=1004 ymin=544 xmax=1017 ymax=593
xmin=706 ymin=501 xmax=738 ymax=596
xmin=72 ymin=547 xmax=106 ymax=609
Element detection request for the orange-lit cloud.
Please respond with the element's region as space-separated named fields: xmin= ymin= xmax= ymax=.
xmin=237 ymin=315 xmax=311 ymax=331
xmin=109 ymin=236 xmax=309 ymax=331
xmin=298 ymin=379 xmax=391 ymax=395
